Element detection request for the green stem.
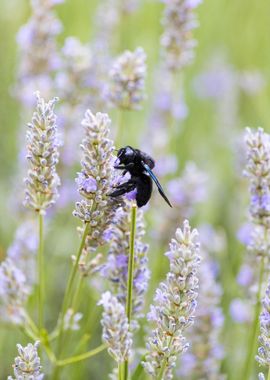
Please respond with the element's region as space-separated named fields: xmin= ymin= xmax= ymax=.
xmin=243 ymin=257 xmax=265 ymax=380
xmin=119 ymin=363 xmax=123 ymax=380
xmin=123 ymin=204 xmax=137 ymax=380
xmin=52 ymin=222 xmax=90 ymax=380
xmin=267 ymin=367 xmax=270 ymax=380
xmin=38 ymin=213 xmax=44 ymax=332
xmin=56 ymin=344 xmax=106 ymax=367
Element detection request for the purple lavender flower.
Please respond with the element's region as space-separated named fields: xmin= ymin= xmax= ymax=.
xmin=8 ymin=341 xmax=43 ymax=380
xmin=98 ymin=291 xmax=132 ymax=363
xmin=256 ymin=279 xmax=270 ymax=367
xmin=24 ymin=92 xmax=60 ymax=214
xmin=15 ymin=0 xmax=63 ymax=106
xmin=143 ymin=220 xmax=201 ymax=379
xmin=178 ymin=227 xmax=225 ymax=379
xmin=167 ymin=162 xmax=208 ymax=214
xmin=244 ymin=127 xmax=270 ymax=227
xmin=230 ymin=298 xmax=251 ymax=324
xmin=107 ymin=48 xmax=147 ymax=110
xmin=73 ymin=110 xmax=122 ymax=274
xmin=160 ymin=0 xmax=202 ymax=71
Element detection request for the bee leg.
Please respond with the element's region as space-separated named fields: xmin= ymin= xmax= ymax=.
xmin=109 ymin=179 xmax=136 ymax=197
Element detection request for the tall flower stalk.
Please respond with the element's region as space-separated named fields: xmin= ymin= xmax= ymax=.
xmin=55 ymin=110 xmax=121 ymax=363
xmin=160 ymin=0 xmax=202 ymax=72
xmin=142 ymin=220 xmax=201 ymax=379
xmin=243 ymin=127 xmax=270 ymax=379
xmin=123 ymin=203 xmax=137 ymax=380
xmin=24 ymin=92 xmax=60 ymax=331
xmin=257 ymin=279 xmax=270 ymax=380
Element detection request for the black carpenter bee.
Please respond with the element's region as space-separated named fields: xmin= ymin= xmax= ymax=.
xmin=109 ymin=146 xmax=172 ymax=208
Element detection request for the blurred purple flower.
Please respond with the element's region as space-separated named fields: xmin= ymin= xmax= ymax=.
xmin=237 ymin=223 xmax=253 ymax=246
xmin=230 ymin=298 xmax=251 ymax=324
xmin=237 ymin=264 xmax=254 ymax=287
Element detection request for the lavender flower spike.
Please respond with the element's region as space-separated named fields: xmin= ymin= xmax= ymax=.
xmin=8 ymin=341 xmax=44 ymax=380
xmin=244 ymin=127 xmax=270 ymax=227
xmin=161 ymin=0 xmax=202 ymax=71
xmin=142 ymin=220 xmax=201 ymax=379
xmin=256 ymin=279 xmax=270 ymax=368
xmin=24 ymin=92 xmax=60 ymax=214
xmin=73 ymin=110 xmax=122 ymax=270
xmin=108 ymin=47 xmax=147 ymax=110
xmin=98 ymin=291 xmax=132 ymax=363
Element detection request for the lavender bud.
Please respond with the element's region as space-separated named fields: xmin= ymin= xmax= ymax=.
xmin=160 ymin=0 xmax=202 ymax=71
xmin=98 ymin=291 xmax=132 ymax=363
xmin=8 ymin=341 xmax=43 ymax=380
xmin=24 ymin=92 xmax=60 ymax=214
xmin=63 ymin=308 xmax=83 ymax=331
xmin=142 ymin=220 xmax=201 ymax=379
xmin=107 ymin=47 xmax=147 ymax=110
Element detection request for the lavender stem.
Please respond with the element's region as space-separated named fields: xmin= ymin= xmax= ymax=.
xmin=123 ymin=204 xmax=137 ymax=380
xmin=53 ymin=222 xmax=90 ymax=380
xmin=38 ymin=213 xmax=44 ymax=332
xmin=56 ymin=343 xmax=107 ymax=367
xmin=243 ymin=257 xmax=265 ymax=379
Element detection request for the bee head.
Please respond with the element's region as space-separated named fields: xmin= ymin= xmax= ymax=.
xmin=117 ymin=146 xmax=136 ymax=164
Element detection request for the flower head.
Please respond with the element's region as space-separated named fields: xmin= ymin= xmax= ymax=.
xmin=8 ymin=341 xmax=43 ymax=380
xmin=73 ymin=110 xmax=122 ymax=272
xmin=107 ymin=47 xmax=147 ymax=110
xmin=24 ymin=92 xmax=60 ymax=214
xmin=98 ymin=291 xmax=132 ymax=363
xmin=143 ymin=220 xmax=201 ymax=379
xmin=244 ymin=127 xmax=270 ymax=227
xmin=160 ymin=0 xmax=202 ymax=71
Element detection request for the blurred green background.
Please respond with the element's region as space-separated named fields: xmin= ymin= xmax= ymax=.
xmin=1 ymin=0 xmax=270 ymax=379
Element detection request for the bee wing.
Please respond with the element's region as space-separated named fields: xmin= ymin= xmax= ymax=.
xmin=141 ymin=161 xmax=172 ymax=208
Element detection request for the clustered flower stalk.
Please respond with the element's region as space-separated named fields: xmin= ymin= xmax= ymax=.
xmin=108 ymin=47 xmax=146 ymax=110
xmin=55 ymin=110 xmax=121 ymax=362
xmin=15 ymin=0 xmax=63 ymax=106
xmin=24 ymin=92 xmax=60 ymax=331
xmin=160 ymin=0 xmax=202 ymax=72
xmin=98 ymin=291 xmax=133 ymax=367
xmin=8 ymin=341 xmax=44 ymax=380
xmin=101 ymin=201 xmax=150 ymax=324
xmin=142 ymin=220 xmax=201 ymax=380
xmin=73 ymin=110 xmax=123 ymax=275
xmin=257 ymin=280 xmax=270 ymax=380
xmin=243 ymin=127 xmax=270 ymax=379
xmin=178 ymin=253 xmax=224 ymax=379
xmin=107 ymin=47 xmax=147 ymax=144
